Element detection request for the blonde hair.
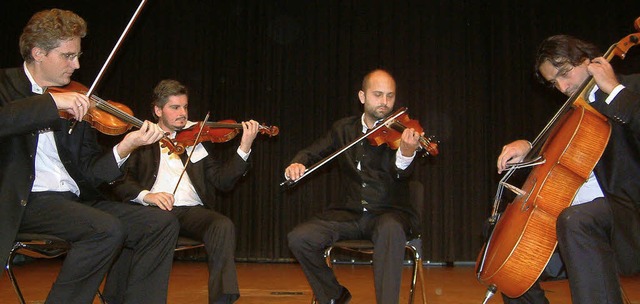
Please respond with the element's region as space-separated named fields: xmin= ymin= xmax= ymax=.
xmin=19 ymin=9 xmax=87 ymax=63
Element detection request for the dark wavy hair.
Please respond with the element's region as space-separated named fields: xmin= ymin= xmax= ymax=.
xmin=534 ymin=35 xmax=602 ymax=85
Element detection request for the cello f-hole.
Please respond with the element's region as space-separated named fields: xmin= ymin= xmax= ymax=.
xmin=519 ymin=178 xmax=536 ymax=212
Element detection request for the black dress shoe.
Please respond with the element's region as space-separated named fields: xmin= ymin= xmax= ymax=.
xmin=329 ymin=287 xmax=351 ymax=304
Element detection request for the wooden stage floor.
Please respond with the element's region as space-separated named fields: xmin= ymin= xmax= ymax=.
xmin=1 ymin=258 xmax=639 ymax=303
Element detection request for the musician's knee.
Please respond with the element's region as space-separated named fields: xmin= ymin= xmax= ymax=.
xmin=556 ymin=205 xmax=591 ymax=241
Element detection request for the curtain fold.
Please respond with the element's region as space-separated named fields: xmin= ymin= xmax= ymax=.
xmin=2 ymin=0 xmax=639 ymax=262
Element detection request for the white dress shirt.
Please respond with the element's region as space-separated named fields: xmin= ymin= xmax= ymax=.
xmin=25 ymin=63 xmax=127 ymax=196
xmin=571 ymin=84 xmax=624 ymax=205
xmin=134 ymin=121 xmax=250 ymax=206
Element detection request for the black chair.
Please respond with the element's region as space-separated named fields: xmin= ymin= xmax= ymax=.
xmin=175 ymin=235 xmax=205 ymax=252
xmin=5 ymin=233 xmax=106 ymax=304
xmin=312 ymin=181 xmax=428 ymax=304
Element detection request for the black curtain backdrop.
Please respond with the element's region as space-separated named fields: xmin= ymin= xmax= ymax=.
xmin=2 ymin=0 xmax=639 ymax=262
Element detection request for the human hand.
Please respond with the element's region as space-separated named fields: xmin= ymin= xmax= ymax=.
xmin=399 ymin=128 xmax=421 ymax=157
xmin=117 ymin=120 xmax=165 ymax=158
xmin=497 ymin=140 xmax=531 ymax=173
xmin=144 ymin=192 xmax=175 ymax=211
xmin=588 ymin=57 xmax=620 ymax=94
xmin=239 ymin=120 xmax=260 ymax=153
xmin=285 ymin=163 xmax=306 ymax=181
xmin=50 ymin=91 xmax=90 ymax=121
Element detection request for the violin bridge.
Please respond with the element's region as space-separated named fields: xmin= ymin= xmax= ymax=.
xmin=500 ymin=182 xmax=526 ymax=196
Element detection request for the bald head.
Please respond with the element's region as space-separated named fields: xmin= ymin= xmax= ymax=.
xmin=358 ymin=69 xmax=396 ymax=127
xmin=362 ymin=69 xmax=396 ymax=92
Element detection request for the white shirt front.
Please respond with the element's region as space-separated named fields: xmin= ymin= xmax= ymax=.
xmin=25 ymin=63 xmax=127 ymax=195
xmin=134 ymin=121 xmax=250 ymax=206
xmin=26 ymin=63 xmax=81 ymax=195
xmin=570 ymin=84 xmax=624 ymax=205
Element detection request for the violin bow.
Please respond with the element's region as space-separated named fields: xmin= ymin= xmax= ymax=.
xmin=69 ymin=0 xmax=148 ymax=134
xmin=280 ymin=107 xmax=408 ymax=188
xmin=172 ymin=112 xmax=210 ymax=195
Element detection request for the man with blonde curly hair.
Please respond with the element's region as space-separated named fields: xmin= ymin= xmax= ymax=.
xmin=0 ymin=9 xmax=179 ymax=303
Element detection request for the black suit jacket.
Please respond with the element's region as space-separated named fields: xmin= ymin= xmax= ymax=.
xmin=109 ymin=139 xmax=250 ymax=210
xmin=289 ymin=115 xmax=421 ymax=236
xmin=590 ymin=74 xmax=640 ymax=274
xmin=0 ymin=67 xmax=123 ymax=266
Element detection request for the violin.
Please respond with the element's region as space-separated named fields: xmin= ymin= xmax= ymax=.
xmin=174 ymin=120 xmax=279 ymax=150
xmin=367 ymin=112 xmax=439 ymax=156
xmin=48 ymin=80 xmax=184 ymax=154
xmin=50 ymin=81 xmax=135 ymax=135
xmin=280 ymin=107 xmax=438 ymax=187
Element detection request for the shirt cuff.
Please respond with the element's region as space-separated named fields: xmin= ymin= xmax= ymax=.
xmin=395 ymin=149 xmax=415 ymax=170
xmin=237 ymin=147 xmax=251 ymax=161
xmin=134 ymin=190 xmax=150 ymax=205
xmin=113 ymin=145 xmax=129 ymax=167
xmin=605 ymin=84 xmax=625 ymax=104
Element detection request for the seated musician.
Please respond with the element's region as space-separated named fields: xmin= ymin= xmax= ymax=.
xmin=285 ymin=69 xmax=424 ymax=304
xmin=108 ymin=79 xmax=259 ymax=304
xmin=0 ymin=8 xmax=179 ymax=303
xmin=497 ymin=35 xmax=640 ymax=304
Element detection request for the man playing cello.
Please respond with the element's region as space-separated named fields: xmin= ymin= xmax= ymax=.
xmin=497 ymin=35 xmax=640 ymax=304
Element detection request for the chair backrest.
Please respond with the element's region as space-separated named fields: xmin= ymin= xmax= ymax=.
xmin=409 ymin=180 xmax=425 ymax=218
xmin=408 ymin=180 xmax=425 ymax=239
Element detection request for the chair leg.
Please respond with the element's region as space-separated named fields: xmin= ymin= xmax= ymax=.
xmin=621 ymin=285 xmax=631 ymax=304
xmin=417 ymin=258 xmax=427 ymax=304
xmin=5 ymin=244 xmax=27 ymax=304
xmin=5 ymin=242 xmax=105 ymax=304
xmin=407 ymin=245 xmax=427 ymax=304
xmin=409 ymin=255 xmax=418 ymax=304
xmin=408 ymin=253 xmax=427 ymax=304
xmin=97 ymin=290 xmax=107 ymax=304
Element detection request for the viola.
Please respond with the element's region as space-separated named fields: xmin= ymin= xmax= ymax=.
xmin=48 ymin=80 xmax=184 ymax=154
xmin=174 ymin=120 xmax=279 ymax=150
xmin=367 ymin=112 xmax=439 ymax=156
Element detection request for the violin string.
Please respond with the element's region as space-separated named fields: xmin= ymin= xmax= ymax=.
xmin=204 ymin=121 xmax=272 ymax=136
xmin=390 ymin=120 xmax=430 ymax=150
xmin=205 ymin=121 xmax=241 ymax=128
xmin=91 ymin=95 xmax=143 ymax=127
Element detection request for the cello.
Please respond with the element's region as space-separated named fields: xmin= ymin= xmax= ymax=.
xmin=476 ymin=18 xmax=640 ymax=301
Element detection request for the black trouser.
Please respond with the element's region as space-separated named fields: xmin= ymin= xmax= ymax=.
xmin=288 ymin=211 xmax=409 ymax=304
xmin=172 ymin=205 xmax=239 ymax=304
xmin=20 ymin=191 xmax=179 ymax=304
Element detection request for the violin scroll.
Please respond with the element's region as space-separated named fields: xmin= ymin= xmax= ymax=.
xmin=420 ymin=135 xmax=440 ymax=157
xmin=259 ymin=124 xmax=279 ymax=137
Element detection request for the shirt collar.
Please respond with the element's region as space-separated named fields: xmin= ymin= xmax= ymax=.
xmin=23 ymin=62 xmax=44 ymax=95
xmin=360 ymin=114 xmax=384 ymax=134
